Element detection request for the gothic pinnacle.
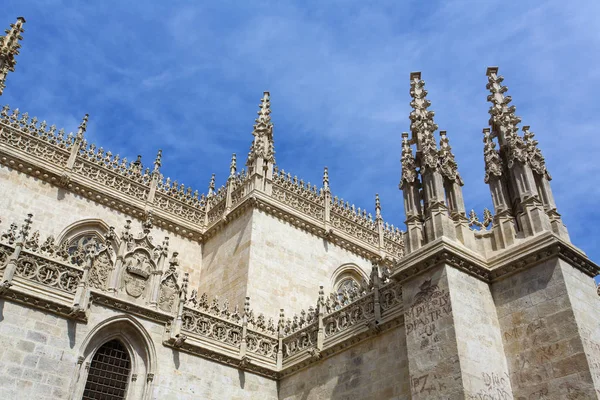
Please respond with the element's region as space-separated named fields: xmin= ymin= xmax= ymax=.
xmin=208 ymin=173 xmax=216 ymax=196
xmin=0 ymin=17 xmax=26 ymax=96
xmin=438 ymin=130 xmax=463 ymax=185
xmin=229 ymin=153 xmax=237 ymax=178
xmin=522 ymin=126 xmax=550 ymax=180
xmin=375 ymin=194 xmax=382 ymax=220
xmin=485 ymin=66 xmax=522 ymax=145
xmin=483 ymin=128 xmax=503 ymax=183
xmin=255 ymin=91 xmax=272 ymax=131
xmin=400 ymin=132 xmax=418 ymax=188
xmin=409 ymin=72 xmax=439 ymax=171
xmin=76 ymin=114 xmax=89 ymax=140
xmin=153 ymin=149 xmax=162 ymax=173
xmin=323 ymin=167 xmax=329 ymax=191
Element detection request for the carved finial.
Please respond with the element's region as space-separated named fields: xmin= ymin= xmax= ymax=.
xmin=247 ymin=91 xmax=275 ymax=167
xmin=409 ymin=72 xmax=438 ymax=171
xmin=375 ymin=194 xmax=382 ymax=220
xmin=400 ymin=132 xmax=418 ymax=188
xmin=153 ymin=149 xmax=162 ymax=173
xmin=0 ymin=17 xmax=26 ymax=96
xmin=18 ymin=213 xmax=33 ymax=241
xmin=208 ymin=173 xmax=215 ymax=196
xmin=438 ymin=130 xmax=463 ymax=185
xmin=229 ymin=153 xmax=237 ymax=178
xmin=76 ymin=114 xmax=89 ymax=140
xmin=322 ymin=167 xmax=329 ymax=191
xmin=256 ymin=91 xmax=272 ymax=129
xmin=522 ymin=126 xmax=550 ymax=180
xmin=483 ymin=128 xmax=503 ymax=183
xmin=485 ymin=66 xmax=527 ymax=165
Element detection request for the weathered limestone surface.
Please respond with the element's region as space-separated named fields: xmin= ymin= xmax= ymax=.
xmin=278 ymin=326 xmax=410 ymax=399
xmin=561 ymin=260 xmax=600 ymax=396
xmin=0 ymin=300 xmax=278 ymax=400
xmin=402 ymin=265 xmax=463 ymax=399
xmin=493 ymin=259 xmax=598 ymax=399
xmin=446 ymin=267 xmax=512 ymax=399
xmin=0 ymin=165 xmax=204 ymax=286
xmin=199 ymin=208 xmax=253 ymax=310
xmin=248 ymin=209 xmax=372 ymax=319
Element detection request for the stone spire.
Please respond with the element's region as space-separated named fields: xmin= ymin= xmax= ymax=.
xmin=153 ymin=149 xmax=162 ymax=174
xmin=322 ymin=167 xmax=329 ymax=192
xmin=375 ymin=194 xmax=382 ymax=221
xmin=409 ymin=72 xmax=439 ymax=171
xmin=438 ymin=131 xmax=463 ymax=186
xmin=408 ymin=72 xmax=455 ymax=243
xmin=207 ymin=173 xmax=216 ymax=197
xmin=0 ymin=17 xmax=25 ymax=96
xmin=75 ymin=114 xmax=89 ymax=142
xmin=400 ymin=132 xmax=423 ymax=253
xmin=246 ymin=91 xmax=275 ymax=194
xmin=229 ymin=153 xmax=237 ymax=178
xmin=485 ymin=67 xmax=554 ymax=239
xmin=482 ymin=128 xmax=503 ymax=184
xmin=246 ymin=91 xmax=274 ymax=167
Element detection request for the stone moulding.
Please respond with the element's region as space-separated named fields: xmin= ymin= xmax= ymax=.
xmin=90 ymin=292 xmax=174 ymax=324
xmin=392 ymin=232 xmax=600 ymax=285
xmin=0 ymin=115 xmax=404 ymax=263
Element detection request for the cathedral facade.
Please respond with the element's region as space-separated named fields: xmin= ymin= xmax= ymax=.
xmin=0 ymin=17 xmax=599 ymax=400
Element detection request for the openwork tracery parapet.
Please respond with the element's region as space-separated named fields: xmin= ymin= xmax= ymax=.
xmin=0 ymin=106 xmax=404 ymax=264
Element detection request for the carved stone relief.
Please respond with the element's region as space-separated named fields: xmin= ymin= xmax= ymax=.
xmin=121 ymin=250 xmax=154 ymax=299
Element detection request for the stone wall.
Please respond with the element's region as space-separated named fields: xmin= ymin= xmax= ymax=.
xmin=0 ymin=165 xmax=204 ymax=287
xmin=247 ymin=209 xmax=372 ymax=319
xmin=199 ymin=208 xmax=253 ymax=311
xmin=446 ymin=267 xmax=512 ymax=399
xmin=560 ymin=260 xmax=600 ymax=396
xmin=492 ymin=258 xmax=597 ymax=399
xmin=402 ymin=265 xmax=464 ymax=399
xmin=278 ymin=325 xmax=410 ymax=399
xmin=0 ymin=299 xmax=278 ymax=400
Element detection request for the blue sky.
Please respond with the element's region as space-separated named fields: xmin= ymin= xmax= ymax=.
xmin=3 ymin=1 xmax=600 ymax=273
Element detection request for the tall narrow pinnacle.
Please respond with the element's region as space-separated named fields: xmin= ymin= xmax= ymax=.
xmin=486 ymin=67 xmax=528 ymax=168
xmin=153 ymin=149 xmax=162 ymax=173
xmin=486 ymin=67 xmax=521 ymax=143
xmin=375 ymin=194 xmax=382 ymax=220
xmin=523 ymin=126 xmax=550 ymax=180
xmin=409 ymin=72 xmax=439 ymax=171
xmin=482 ymin=128 xmax=503 ymax=184
xmin=229 ymin=153 xmax=237 ymax=178
xmin=0 ymin=17 xmax=26 ymax=96
xmin=438 ymin=131 xmax=463 ymax=185
xmin=323 ymin=167 xmax=329 ymax=191
xmin=208 ymin=173 xmax=216 ymax=196
xmin=247 ymin=91 xmax=275 ymax=167
xmin=400 ymin=132 xmax=418 ymax=188
xmin=255 ymin=91 xmax=272 ymax=131
xmin=76 ymin=114 xmax=89 ymax=140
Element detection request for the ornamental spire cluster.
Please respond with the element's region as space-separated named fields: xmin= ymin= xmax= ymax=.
xmin=246 ymin=91 xmax=275 ymax=167
xmin=0 ymin=17 xmax=26 ymax=95
xmin=409 ymin=72 xmax=439 ymax=171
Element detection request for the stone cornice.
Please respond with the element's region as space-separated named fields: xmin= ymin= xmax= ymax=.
xmin=90 ymin=291 xmax=174 ymax=324
xmin=393 ymin=233 xmax=600 ymax=284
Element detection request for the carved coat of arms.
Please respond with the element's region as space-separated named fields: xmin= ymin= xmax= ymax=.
xmin=122 ymin=251 xmax=152 ymax=298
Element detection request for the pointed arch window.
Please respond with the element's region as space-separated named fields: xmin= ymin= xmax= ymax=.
xmin=82 ymin=339 xmax=131 ymax=400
